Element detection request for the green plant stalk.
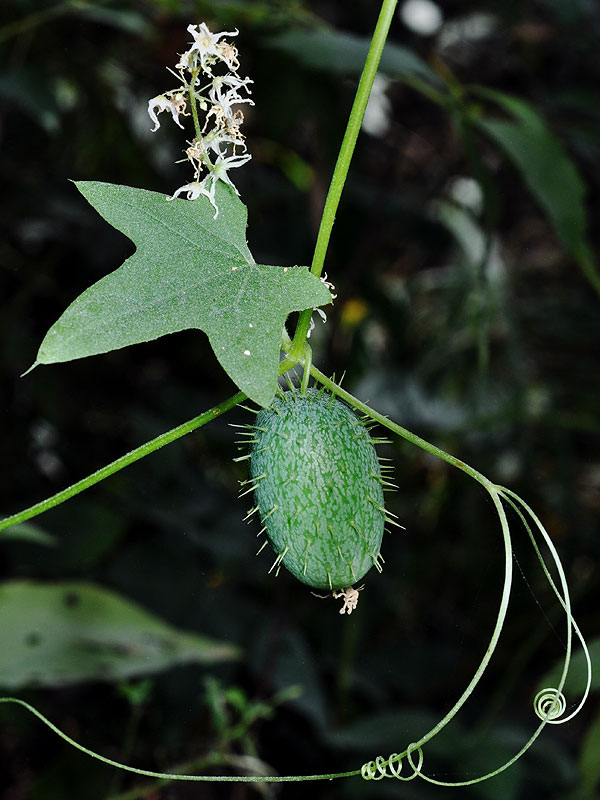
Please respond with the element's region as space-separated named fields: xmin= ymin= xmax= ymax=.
xmin=309 ymin=365 xmax=514 ymax=743
xmin=0 ymin=696 xmax=361 ymax=783
xmin=1 ymin=0 xmax=588 ymax=783
xmin=107 ymin=687 xmax=303 ymax=800
xmin=289 ymin=0 xmax=398 ymax=359
xmin=0 ymin=348 xmax=308 ymax=535
xmin=106 ymin=754 xmax=246 ymax=800
xmin=189 ymin=72 xmax=204 ymax=141
xmin=0 ymin=365 xmax=588 ymax=784
xmin=309 ymin=364 xmax=486 ymax=482
xmin=0 ymin=391 xmax=245 ymax=534
xmin=309 ymin=365 xmax=588 ymax=785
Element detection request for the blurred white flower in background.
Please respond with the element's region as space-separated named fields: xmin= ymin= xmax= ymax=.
xmin=400 ymin=0 xmax=443 ymax=36
xmin=362 ymin=75 xmax=392 ymax=137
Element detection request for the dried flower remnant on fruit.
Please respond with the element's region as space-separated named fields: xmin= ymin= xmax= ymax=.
xmin=148 ymin=22 xmax=253 ymax=218
xmin=333 ymin=586 xmax=362 ymax=615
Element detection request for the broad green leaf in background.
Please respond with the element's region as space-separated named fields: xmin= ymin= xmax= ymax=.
xmin=473 ymin=89 xmax=600 ymax=296
xmin=539 ymin=634 xmax=599 ymax=697
xmin=78 ymin=5 xmax=153 ymax=36
xmin=32 ymin=181 xmax=332 ymax=407
xmin=0 ymin=522 xmax=56 ymax=546
xmin=0 ymin=69 xmax=61 ymax=133
xmin=0 ymin=581 xmax=239 ymax=688
xmin=267 ymin=26 xmax=443 ymax=88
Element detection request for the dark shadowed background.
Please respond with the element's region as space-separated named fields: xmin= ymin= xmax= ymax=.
xmin=1 ymin=1 xmax=599 ymax=798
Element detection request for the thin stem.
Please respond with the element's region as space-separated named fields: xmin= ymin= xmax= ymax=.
xmin=106 ymin=754 xmax=249 ymax=800
xmin=406 ymin=486 xmax=513 ymax=755
xmin=308 ymin=368 xmax=588 ymax=785
xmin=300 ymin=344 xmax=312 ymax=394
xmin=0 ymin=392 xmax=245 ymax=534
xmin=361 ymin=486 xmax=517 ymax=787
xmin=310 ymin=365 xmax=487 ymax=485
xmin=188 ymin=72 xmax=204 ymax=140
xmin=404 ymin=489 xmax=584 ymax=787
xmin=1 ymin=348 xmax=310 ymax=535
xmin=290 ymin=0 xmax=398 ymax=358
xmin=308 ymin=365 xmax=516 ymax=761
xmin=497 ymin=489 xmax=591 ymax=724
xmin=0 ymin=698 xmax=360 ymax=783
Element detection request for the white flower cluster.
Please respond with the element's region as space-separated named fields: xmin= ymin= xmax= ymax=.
xmin=148 ymin=23 xmax=253 ymax=218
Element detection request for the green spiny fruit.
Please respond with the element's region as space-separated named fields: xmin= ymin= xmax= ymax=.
xmin=243 ymin=386 xmax=396 ymax=591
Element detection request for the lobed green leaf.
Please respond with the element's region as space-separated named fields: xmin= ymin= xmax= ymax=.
xmin=33 ymin=181 xmax=331 ymax=407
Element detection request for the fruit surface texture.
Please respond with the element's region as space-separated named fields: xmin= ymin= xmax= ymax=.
xmin=249 ymin=388 xmax=386 ymax=589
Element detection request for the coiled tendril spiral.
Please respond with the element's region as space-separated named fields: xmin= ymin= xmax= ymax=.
xmin=361 ymin=743 xmax=424 ymax=781
xmin=534 ymin=688 xmax=567 ymax=722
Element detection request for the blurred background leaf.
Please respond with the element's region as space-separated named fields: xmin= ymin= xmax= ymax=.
xmin=473 ymin=89 xmax=600 ymax=295
xmin=267 ymin=25 xmax=443 ymax=86
xmin=0 ymin=580 xmax=239 ymax=688
xmin=0 ymin=522 xmax=56 ymax=546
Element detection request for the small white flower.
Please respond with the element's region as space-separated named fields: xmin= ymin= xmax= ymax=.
xmin=209 ymin=74 xmax=253 ymax=102
xmin=321 ymin=272 xmax=337 ymax=299
xmin=307 ymin=307 xmax=327 ymax=339
xmin=216 ymin=150 xmax=252 ymax=177
xmin=202 ymin=127 xmax=246 ymax=157
xmin=199 ymin=152 xmax=251 ymax=217
xmin=167 ymin=181 xmax=205 ymax=201
xmin=168 ymin=151 xmax=251 ymax=218
xmin=157 ymin=22 xmax=253 ymax=217
xmin=148 ymin=93 xmax=187 ymax=131
xmin=186 ymin=23 xmax=239 ymax=75
xmin=215 ymin=39 xmax=240 ymax=72
xmin=175 ymin=48 xmax=196 ymax=76
xmin=204 ymin=77 xmax=253 ymax=137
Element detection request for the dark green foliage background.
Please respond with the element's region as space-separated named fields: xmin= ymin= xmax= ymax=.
xmin=1 ymin=1 xmax=599 ymax=798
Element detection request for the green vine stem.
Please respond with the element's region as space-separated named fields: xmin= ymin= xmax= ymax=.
xmin=0 ymin=696 xmax=361 ymax=784
xmin=309 ymin=365 xmax=513 ymax=735
xmin=289 ymin=0 xmax=398 ymax=359
xmin=0 ymin=391 xmax=245 ymax=535
xmin=498 ymin=488 xmax=591 ymax=726
xmin=1 ymin=361 xmax=589 ymax=787
xmin=0 ymin=346 xmax=317 ymax=536
xmin=308 ymin=365 xmax=590 ymax=784
xmin=309 ymin=364 xmax=487 ymax=483
xmin=188 ymin=68 xmax=204 ymax=140
xmin=0 ymin=0 xmax=590 ymax=786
